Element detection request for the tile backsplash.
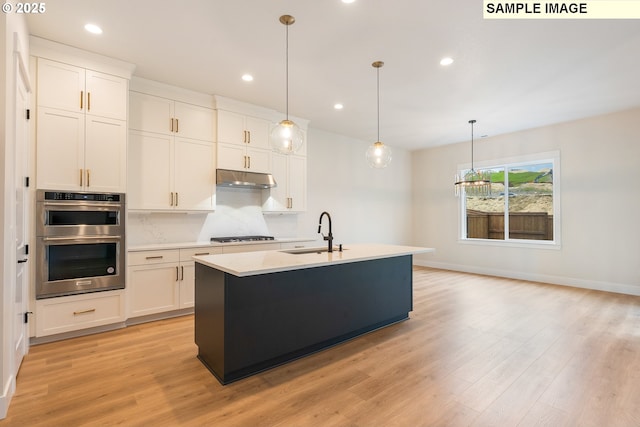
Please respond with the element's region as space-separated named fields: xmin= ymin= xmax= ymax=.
xmin=126 ymin=188 xmax=299 ymax=245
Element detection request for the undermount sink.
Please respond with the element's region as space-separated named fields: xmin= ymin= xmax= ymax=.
xmin=281 ymin=247 xmax=346 ymax=255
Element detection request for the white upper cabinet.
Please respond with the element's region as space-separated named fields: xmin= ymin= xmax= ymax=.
xmin=84 ymin=116 xmax=127 ymax=193
xmin=85 ymin=70 xmax=128 ymax=121
xmin=129 ymin=91 xmax=173 ymax=134
xmin=217 ymin=110 xmax=271 ymax=173
xmin=36 ymin=108 xmax=85 ymax=191
xmin=127 ymin=131 xmax=173 ymax=211
xmin=217 ymin=110 xmax=269 ymax=149
xmin=173 ymin=138 xmax=215 ymax=211
xmin=129 ymin=92 xmax=214 ymax=142
xmin=263 ymin=153 xmax=307 ymax=213
xmin=36 ymin=59 xmax=84 ymax=113
xmin=37 ymin=58 xmax=127 ymax=121
xmin=127 ymin=88 xmax=215 ymax=211
xmin=35 ymin=58 xmax=128 ymax=192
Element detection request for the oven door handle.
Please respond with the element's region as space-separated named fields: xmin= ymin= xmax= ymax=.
xmin=41 ymin=202 xmax=122 ymax=209
xmin=41 ymin=236 xmax=121 ymax=243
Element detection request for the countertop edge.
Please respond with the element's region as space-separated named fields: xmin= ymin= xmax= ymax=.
xmin=194 ymin=244 xmax=435 ymax=277
xmin=127 ymin=237 xmax=318 ymax=252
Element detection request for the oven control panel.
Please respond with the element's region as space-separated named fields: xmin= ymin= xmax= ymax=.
xmin=43 ymin=192 xmax=122 ymax=202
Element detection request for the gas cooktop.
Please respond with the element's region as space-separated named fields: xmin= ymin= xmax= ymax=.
xmin=210 ymin=235 xmax=275 ymax=243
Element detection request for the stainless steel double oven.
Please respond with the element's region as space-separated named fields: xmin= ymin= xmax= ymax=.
xmin=36 ymin=190 xmax=125 ymax=299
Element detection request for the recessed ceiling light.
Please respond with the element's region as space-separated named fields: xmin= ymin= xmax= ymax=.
xmin=342 ymin=0 xmax=356 ymax=3
xmin=440 ymin=57 xmax=454 ymax=66
xmin=334 ymin=103 xmax=344 ymax=110
xmin=242 ymin=74 xmax=254 ymax=82
xmin=84 ymin=23 xmax=103 ymax=35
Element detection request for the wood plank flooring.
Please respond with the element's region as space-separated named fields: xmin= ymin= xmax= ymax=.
xmin=2 ymin=267 xmax=640 ymax=426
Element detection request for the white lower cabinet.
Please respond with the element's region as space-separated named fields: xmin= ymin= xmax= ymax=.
xmin=35 ymin=290 xmax=126 ymax=337
xmin=127 ymin=247 xmax=221 ymax=318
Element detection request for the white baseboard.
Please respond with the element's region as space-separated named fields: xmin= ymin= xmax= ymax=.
xmin=414 ymin=260 xmax=640 ymax=296
xmin=0 ymin=373 xmax=16 ymax=420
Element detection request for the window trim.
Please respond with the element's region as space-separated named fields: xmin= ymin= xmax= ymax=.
xmin=457 ymin=151 xmax=561 ymax=248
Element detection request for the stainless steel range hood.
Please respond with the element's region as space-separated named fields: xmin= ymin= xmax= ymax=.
xmin=216 ymin=169 xmax=277 ymax=189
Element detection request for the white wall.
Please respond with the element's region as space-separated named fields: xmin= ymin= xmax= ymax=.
xmin=1 ymin=12 xmax=29 ymax=419
xmin=128 ymin=127 xmax=414 ymax=247
xmin=270 ymin=128 xmax=413 ymax=246
xmin=412 ymin=108 xmax=640 ymax=295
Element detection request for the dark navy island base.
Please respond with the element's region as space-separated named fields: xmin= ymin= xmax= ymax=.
xmin=194 ymin=255 xmax=413 ymax=384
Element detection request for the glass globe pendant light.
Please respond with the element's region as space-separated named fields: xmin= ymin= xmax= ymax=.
xmin=366 ymin=61 xmax=392 ymax=168
xmin=270 ymin=15 xmax=304 ymax=154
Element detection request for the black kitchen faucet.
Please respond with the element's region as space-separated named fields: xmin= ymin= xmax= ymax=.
xmin=318 ymin=211 xmax=333 ymax=253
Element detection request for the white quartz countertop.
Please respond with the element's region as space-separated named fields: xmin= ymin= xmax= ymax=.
xmin=128 ymin=237 xmax=316 ymax=252
xmin=193 ymin=243 xmax=435 ymax=277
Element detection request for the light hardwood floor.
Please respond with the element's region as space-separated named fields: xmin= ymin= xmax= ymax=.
xmin=2 ymin=267 xmax=640 ymax=426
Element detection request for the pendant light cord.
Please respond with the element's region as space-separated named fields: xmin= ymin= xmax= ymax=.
xmin=285 ymin=23 xmax=289 ymax=121
xmin=376 ymin=65 xmax=380 ymax=142
xmin=469 ymin=119 xmax=476 ymax=171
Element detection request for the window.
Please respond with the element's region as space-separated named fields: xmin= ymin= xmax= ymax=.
xmin=460 ymin=153 xmax=559 ymax=245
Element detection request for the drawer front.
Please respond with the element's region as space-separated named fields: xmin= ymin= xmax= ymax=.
xmin=35 ymin=291 xmax=125 ymax=337
xmin=180 ymin=246 xmax=222 ymax=262
xmin=128 ymin=249 xmax=180 ymax=266
xmin=222 ymin=243 xmax=280 ymax=254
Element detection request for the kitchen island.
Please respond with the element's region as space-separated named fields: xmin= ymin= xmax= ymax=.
xmin=193 ymin=244 xmax=434 ymax=384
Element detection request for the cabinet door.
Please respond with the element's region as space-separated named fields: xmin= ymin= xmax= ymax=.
xmin=244 ymin=116 xmax=270 ymax=149
xmin=179 ymin=262 xmax=195 ymax=309
xmin=37 ymin=58 xmax=85 ymax=113
xmin=288 ymin=155 xmax=307 ymax=212
xmin=128 ymin=131 xmax=173 ymax=210
xmin=246 ymin=147 xmax=271 ymax=173
xmin=129 ymin=92 xmax=174 ymax=135
xmin=85 ymin=117 xmax=127 ymax=192
xmin=174 ymin=102 xmax=214 ymax=142
xmin=217 ymin=110 xmax=246 ymax=145
xmin=264 ymin=152 xmax=288 ymax=211
xmin=217 ymin=142 xmax=246 ymax=171
xmin=174 ymin=138 xmax=215 ymax=211
xmin=128 ymin=264 xmax=180 ymax=317
xmin=85 ymin=70 xmax=128 ymax=121
xmin=36 ymin=107 xmax=85 ymax=191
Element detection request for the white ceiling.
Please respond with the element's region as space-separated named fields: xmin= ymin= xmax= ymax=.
xmin=26 ymin=0 xmax=640 ymax=150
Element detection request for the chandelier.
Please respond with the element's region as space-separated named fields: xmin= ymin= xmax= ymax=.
xmin=454 ymin=119 xmax=491 ymax=196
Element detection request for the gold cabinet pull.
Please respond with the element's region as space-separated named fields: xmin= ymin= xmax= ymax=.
xmin=176 ymin=266 xmax=179 ymax=281
xmin=180 ymin=265 xmax=184 ymax=281
xmin=170 ymin=192 xmax=174 ymax=206
xmin=194 ymin=252 xmax=210 ymax=256
xmin=145 ymin=255 xmax=164 ymax=260
xmin=73 ymin=308 xmax=96 ymax=315
xmin=247 ymin=156 xmax=251 ymax=169
xmin=175 ymin=118 xmax=179 ymax=133
xmin=243 ymin=130 xmax=247 ymax=143
xmin=87 ymin=92 xmax=91 ymax=111
xmin=86 ymin=169 xmax=90 ymax=187
xmin=175 ymin=192 xmax=178 ymax=207
xmin=170 ymin=118 xmax=174 ymax=132
xmin=247 ymin=130 xmax=250 ymax=144
xmin=79 ymin=169 xmax=83 ymax=186
xmin=80 ymin=91 xmax=83 ymax=109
